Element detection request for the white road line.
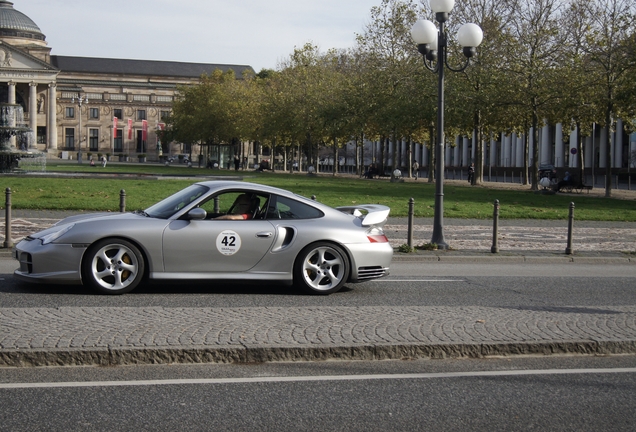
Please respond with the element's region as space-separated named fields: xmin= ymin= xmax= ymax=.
xmin=380 ymin=279 xmax=463 ymax=282
xmin=1 ymin=368 xmax=635 ymax=389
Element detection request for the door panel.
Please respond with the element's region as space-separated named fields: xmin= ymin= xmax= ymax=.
xmin=162 ymin=219 xmax=276 ymax=272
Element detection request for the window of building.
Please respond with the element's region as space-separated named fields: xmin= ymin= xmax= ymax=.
xmin=113 ymin=109 xmax=123 ymax=120
xmin=160 ymin=110 xmax=171 ymax=121
xmin=136 ymin=130 xmax=146 ymax=153
xmin=89 ymin=108 xmax=99 ymax=119
xmin=114 ymin=128 xmax=123 ymax=152
xmin=89 ymin=129 xmax=99 ymax=151
xmin=65 ymin=107 xmax=75 ymax=118
xmin=65 ymin=128 xmax=75 ymax=149
xmin=37 ymin=126 xmax=46 ymax=144
xmin=137 ymin=110 xmax=146 ymax=120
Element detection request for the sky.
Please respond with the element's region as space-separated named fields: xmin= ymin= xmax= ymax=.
xmin=16 ymin=0 xmax=383 ymax=72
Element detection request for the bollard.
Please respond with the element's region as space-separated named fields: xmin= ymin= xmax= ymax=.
xmin=491 ymin=199 xmax=499 ymax=253
xmin=565 ymin=201 xmax=574 ymax=255
xmin=4 ymin=187 xmax=12 ymax=248
xmin=407 ymin=198 xmax=414 ymax=248
xmin=119 ymin=189 xmax=126 ymax=212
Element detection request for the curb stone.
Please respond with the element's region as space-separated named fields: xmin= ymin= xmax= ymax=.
xmin=2 ymin=340 xmax=636 ymax=367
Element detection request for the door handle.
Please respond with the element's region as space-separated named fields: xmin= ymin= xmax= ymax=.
xmin=256 ymin=232 xmax=273 ymax=238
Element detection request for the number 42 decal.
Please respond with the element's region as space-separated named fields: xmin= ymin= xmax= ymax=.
xmin=221 ymin=235 xmax=236 ymax=247
xmin=216 ymin=230 xmax=242 ymax=256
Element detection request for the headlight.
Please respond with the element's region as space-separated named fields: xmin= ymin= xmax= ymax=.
xmin=40 ymin=224 xmax=75 ymax=245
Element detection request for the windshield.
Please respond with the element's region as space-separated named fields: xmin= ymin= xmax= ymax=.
xmin=145 ymin=184 xmax=208 ymax=219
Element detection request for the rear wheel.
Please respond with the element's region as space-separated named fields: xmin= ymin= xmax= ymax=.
xmin=82 ymin=239 xmax=145 ymax=294
xmin=294 ymin=242 xmax=350 ymax=295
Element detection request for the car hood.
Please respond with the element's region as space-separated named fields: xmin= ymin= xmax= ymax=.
xmin=57 ymin=212 xmax=146 ymax=225
xmin=29 ymin=212 xmax=150 ymax=240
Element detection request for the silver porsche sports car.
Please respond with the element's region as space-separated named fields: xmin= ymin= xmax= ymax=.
xmin=14 ymin=181 xmax=392 ymax=295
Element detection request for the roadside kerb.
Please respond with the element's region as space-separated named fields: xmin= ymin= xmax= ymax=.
xmin=2 ymin=340 xmax=636 ymax=368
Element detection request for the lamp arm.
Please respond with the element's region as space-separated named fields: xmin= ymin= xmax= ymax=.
xmin=421 ymin=56 xmax=440 ymax=73
xmin=445 ymin=55 xmax=471 ymax=73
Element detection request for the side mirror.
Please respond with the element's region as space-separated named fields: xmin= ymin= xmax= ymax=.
xmin=187 ymin=207 xmax=207 ymax=220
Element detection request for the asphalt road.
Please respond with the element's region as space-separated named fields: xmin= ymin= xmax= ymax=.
xmin=1 ymin=260 xmax=635 ymax=309
xmin=1 ymin=260 xmax=635 ymax=429
xmin=1 ymin=356 xmax=635 ymax=431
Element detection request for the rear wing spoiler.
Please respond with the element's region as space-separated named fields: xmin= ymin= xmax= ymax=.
xmin=335 ymin=204 xmax=390 ymax=227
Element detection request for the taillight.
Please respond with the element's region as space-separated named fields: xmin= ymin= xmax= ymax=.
xmin=367 ymin=234 xmax=388 ymax=243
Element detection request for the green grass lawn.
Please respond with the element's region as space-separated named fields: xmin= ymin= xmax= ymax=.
xmin=2 ymin=162 xmax=635 ymax=221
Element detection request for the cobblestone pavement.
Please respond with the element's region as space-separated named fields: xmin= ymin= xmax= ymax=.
xmin=385 ymin=222 xmax=636 ymax=252
xmin=1 ymin=305 xmax=635 ymax=366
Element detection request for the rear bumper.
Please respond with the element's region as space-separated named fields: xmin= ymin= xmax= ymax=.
xmin=345 ymin=242 xmax=393 ymax=282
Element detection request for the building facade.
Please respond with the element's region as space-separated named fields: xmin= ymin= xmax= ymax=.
xmin=0 ymin=0 xmax=254 ymax=161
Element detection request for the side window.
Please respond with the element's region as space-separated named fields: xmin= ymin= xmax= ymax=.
xmin=267 ymin=196 xmax=324 ymax=220
xmin=198 ymin=192 xmax=267 ymax=219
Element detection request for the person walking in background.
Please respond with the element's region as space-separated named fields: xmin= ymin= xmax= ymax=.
xmin=467 ymin=163 xmax=475 ymax=184
xmin=412 ymin=161 xmax=419 ymax=180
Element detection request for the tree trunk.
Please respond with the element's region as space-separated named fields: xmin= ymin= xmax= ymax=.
xmin=576 ymin=121 xmax=584 ymax=186
xmin=473 ymin=110 xmax=483 ymax=185
xmin=531 ymin=108 xmax=539 ymax=191
xmin=428 ymin=124 xmax=435 ymax=183
xmin=333 ymin=137 xmax=338 ymax=176
xmin=604 ymin=98 xmax=613 ymax=198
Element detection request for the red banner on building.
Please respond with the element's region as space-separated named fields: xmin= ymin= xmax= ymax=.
xmin=127 ymin=119 xmax=133 ymax=140
xmin=142 ymin=120 xmax=148 ymax=141
xmin=113 ymin=117 xmax=118 ymax=134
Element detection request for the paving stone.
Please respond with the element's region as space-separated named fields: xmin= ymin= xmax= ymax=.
xmin=1 ymin=305 xmax=635 ymax=366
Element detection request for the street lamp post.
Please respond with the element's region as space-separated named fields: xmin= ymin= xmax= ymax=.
xmin=411 ymin=0 xmax=482 ymax=249
xmin=71 ymin=94 xmax=88 ymax=164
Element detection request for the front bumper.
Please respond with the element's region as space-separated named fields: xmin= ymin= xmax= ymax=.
xmin=13 ymin=238 xmax=85 ymax=284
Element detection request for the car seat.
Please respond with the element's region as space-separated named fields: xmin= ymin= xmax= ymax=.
xmin=228 ymin=193 xmax=261 ymax=219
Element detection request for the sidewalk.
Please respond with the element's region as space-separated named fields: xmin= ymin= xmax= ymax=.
xmin=1 ymin=211 xmax=635 ymax=367
xmin=2 ymin=304 xmax=635 ymax=367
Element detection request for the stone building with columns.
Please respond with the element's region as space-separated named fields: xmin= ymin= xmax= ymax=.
xmin=0 ymin=1 xmax=253 ymax=161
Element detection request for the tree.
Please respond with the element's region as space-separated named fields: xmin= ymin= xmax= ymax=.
xmin=499 ymin=0 xmax=568 ymax=190
xmin=581 ymin=0 xmax=636 ymax=197
xmin=356 ymin=0 xmax=429 ymax=172
xmin=448 ymin=0 xmax=518 ymax=185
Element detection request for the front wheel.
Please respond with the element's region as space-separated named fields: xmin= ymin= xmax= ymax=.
xmin=294 ymin=242 xmax=350 ymax=295
xmin=82 ymin=239 xmax=145 ymax=294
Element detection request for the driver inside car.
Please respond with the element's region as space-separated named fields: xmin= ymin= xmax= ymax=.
xmin=215 ymin=193 xmax=260 ymax=220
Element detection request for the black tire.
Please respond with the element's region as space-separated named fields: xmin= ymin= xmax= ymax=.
xmin=293 ymin=242 xmax=350 ymax=295
xmin=82 ymin=238 xmax=145 ymax=294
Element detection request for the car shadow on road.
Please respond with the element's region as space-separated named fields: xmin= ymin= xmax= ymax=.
xmin=1 ymin=275 xmax=354 ymax=296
